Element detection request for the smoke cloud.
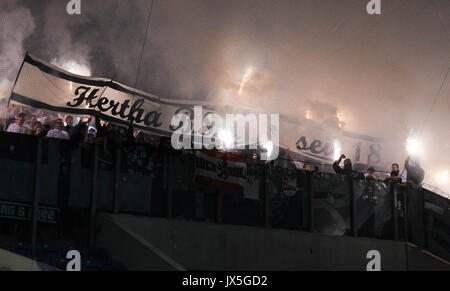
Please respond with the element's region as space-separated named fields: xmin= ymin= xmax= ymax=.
xmin=0 ymin=0 xmax=35 ymax=102
xmin=0 ymin=0 xmax=449 ymax=193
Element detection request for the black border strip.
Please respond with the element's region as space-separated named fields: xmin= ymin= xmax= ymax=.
xmin=341 ymin=130 xmax=383 ymax=143
xmin=296 ymin=151 xmax=334 ymax=162
xmin=24 ymin=54 xmax=216 ymax=110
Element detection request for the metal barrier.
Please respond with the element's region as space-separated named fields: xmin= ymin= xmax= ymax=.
xmin=0 ymin=131 xmax=449 ymax=261
xmin=353 ymin=178 xmax=392 ymax=239
xmin=417 ymin=188 xmax=450 ymax=261
xmin=310 ymin=173 xmax=350 ymax=236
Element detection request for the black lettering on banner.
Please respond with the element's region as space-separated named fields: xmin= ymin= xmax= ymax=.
xmin=66 ymin=86 xmax=91 ymax=107
xmin=322 ymin=143 xmax=335 ymax=156
xmin=296 ymin=136 xmax=309 ymax=151
xmin=309 ymin=140 xmax=322 ymax=154
xmin=118 ymin=100 xmax=131 ymax=119
xmin=354 ymin=142 xmax=362 ymax=162
xmin=296 ymin=135 xmax=383 ymax=165
xmin=67 ymin=86 xmax=163 ymax=129
xmin=296 ymin=136 xmax=333 ymax=156
xmin=128 ymin=99 xmax=144 ymax=123
xmin=97 ymin=97 xmax=112 ymax=111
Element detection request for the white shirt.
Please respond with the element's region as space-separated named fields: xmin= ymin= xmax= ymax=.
xmin=46 ymin=129 xmax=70 ymax=140
xmin=6 ymin=123 xmax=28 ymax=134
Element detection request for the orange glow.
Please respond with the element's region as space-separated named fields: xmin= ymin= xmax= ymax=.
xmin=306 ymin=111 xmax=311 ymax=120
xmin=238 ymin=67 xmax=254 ymax=95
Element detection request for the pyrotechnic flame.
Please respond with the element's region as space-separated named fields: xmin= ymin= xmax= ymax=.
xmin=263 ymin=141 xmax=274 ymax=158
xmin=406 ymin=136 xmax=421 ymax=155
xmin=406 ymin=129 xmax=420 ymax=155
xmin=238 ymin=67 xmax=255 ymax=95
xmin=436 ymin=170 xmax=449 ymax=184
xmin=306 ymin=111 xmax=311 ymax=120
xmin=333 ymin=140 xmax=341 ymax=160
xmin=218 ymin=129 xmax=234 ymax=149
xmin=52 ymin=58 xmax=92 ymax=77
xmin=335 ymin=112 xmax=345 ymax=128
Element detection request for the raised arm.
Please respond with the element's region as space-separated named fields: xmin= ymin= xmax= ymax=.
xmin=333 ymin=154 xmax=346 ymax=174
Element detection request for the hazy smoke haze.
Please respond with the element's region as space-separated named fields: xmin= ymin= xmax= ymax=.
xmin=0 ymin=0 xmax=449 ymax=192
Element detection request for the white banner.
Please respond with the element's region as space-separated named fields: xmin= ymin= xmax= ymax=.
xmin=279 ymin=117 xmax=396 ymax=171
xmin=10 ymin=53 xmax=394 ymax=170
xmin=194 ymin=151 xmax=260 ymax=199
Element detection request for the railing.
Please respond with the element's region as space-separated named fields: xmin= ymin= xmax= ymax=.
xmin=0 ymin=131 xmax=448 ymax=262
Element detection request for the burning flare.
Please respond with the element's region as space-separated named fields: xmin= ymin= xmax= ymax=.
xmin=238 ymin=67 xmax=255 ymax=95
xmin=406 ymin=129 xmax=421 ymax=155
xmin=436 ymin=170 xmax=449 ymax=184
xmin=306 ymin=111 xmax=311 ymax=120
xmin=218 ymin=129 xmax=234 ymax=149
xmin=51 ymin=58 xmax=92 ymax=77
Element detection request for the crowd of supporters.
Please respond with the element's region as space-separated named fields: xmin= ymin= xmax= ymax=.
xmin=0 ymin=105 xmax=159 ymax=147
xmin=332 ymin=153 xmax=425 ymax=187
xmin=283 ymin=146 xmax=424 ymax=188
xmin=1 ymin=105 xmax=426 ymax=187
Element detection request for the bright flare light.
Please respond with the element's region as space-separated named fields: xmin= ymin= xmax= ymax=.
xmin=263 ymin=141 xmax=274 ymax=158
xmin=52 ymin=59 xmax=91 ymax=93
xmin=333 ymin=140 xmax=341 ymax=160
xmin=436 ymin=170 xmax=449 ymax=184
xmin=62 ymin=61 xmax=91 ymax=76
xmin=336 ymin=112 xmax=345 ymax=128
xmin=238 ymin=67 xmax=255 ymax=95
xmin=218 ymin=129 xmax=234 ymax=149
xmin=406 ymin=136 xmax=421 ymax=155
xmin=52 ymin=58 xmax=92 ymax=77
xmin=306 ymin=111 xmax=311 ymax=120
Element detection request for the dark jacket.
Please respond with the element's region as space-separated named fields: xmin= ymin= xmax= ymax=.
xmin=333 ymin=161 xmax=364 ymax=179
xmin=333 ymin=161 xmax=352 ymax=175
xmin=405 ymin=159 xmax=425 ymax=184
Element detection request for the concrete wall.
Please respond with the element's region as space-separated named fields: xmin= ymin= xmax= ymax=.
xmin=96 ymin=213 xmax=448 ymax=271
xmin=0 ymin=249 xmax=57 ymax=271
xmin=95 ymin=216 xmax=178 ymax=271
